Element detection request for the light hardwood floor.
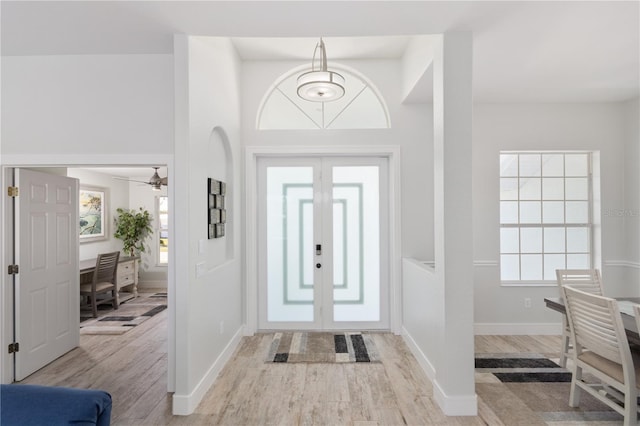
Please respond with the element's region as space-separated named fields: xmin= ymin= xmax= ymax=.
xmin=19 ymin=306 xmax=565 ymax=425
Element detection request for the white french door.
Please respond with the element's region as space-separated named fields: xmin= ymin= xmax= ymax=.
xmin=257 ymin=157 xmax=389 ymax=330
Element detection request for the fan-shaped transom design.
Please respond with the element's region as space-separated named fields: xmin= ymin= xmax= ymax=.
xmin=257 ymin=64 xmax=390 ymax=130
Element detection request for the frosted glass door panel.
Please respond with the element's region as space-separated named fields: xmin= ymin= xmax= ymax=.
xmin=332 ymin=166 xmax=380 ymax=322
xmin=266 ymin=167 xmax=315 ymax=322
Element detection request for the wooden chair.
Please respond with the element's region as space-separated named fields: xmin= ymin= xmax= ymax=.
xmin=556 ymin=269 xmax=603 ymax=367
xmin=80 ymin=252 xmax=120 ymax=318
xmin=562 ymin=285 xmax=639 ymax=425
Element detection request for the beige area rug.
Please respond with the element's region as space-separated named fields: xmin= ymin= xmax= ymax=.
xmin=80 ymin=292 xmax=167 ymax=335
xmin=265 ymin=331 xmax=380 ymax=363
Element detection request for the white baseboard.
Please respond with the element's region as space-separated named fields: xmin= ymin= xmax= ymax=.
xmin=172 ymin=325 xmax=244 ymax=415
xmin=474 ymin=322 xmax=562 ymax=335
xmin=433 ymin=379 xmax=478 ymax=416
xmin=402 ymin=328 xmax=477 ymax=416
xmin=401 ymin=327 xmax=435 ymax=380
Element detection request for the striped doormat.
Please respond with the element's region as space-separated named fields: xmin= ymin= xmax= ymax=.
xmin=265 ymin=332 xmax=380 ymax=363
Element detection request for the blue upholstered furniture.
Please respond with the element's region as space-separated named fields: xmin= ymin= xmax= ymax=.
xmin=0 ymin=384 xmax=112 ymax=425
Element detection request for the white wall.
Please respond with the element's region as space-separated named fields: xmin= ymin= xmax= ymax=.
xmin=172 ymin=35 xmax=243 ymax=414
xmin=473 ymin=102 xmax=630 ymax=333
xmin=1 ymin=54 xmax=174 ymax=156
xmin=128 ymin=182 xmax=168 ymax=288
xmin=402 ymin=258 xmax=439 ymax=378
xmin=66 ymin=168 xmax=128 ymax=260
xmin=623 ymin=98 xmax=640 ymax=285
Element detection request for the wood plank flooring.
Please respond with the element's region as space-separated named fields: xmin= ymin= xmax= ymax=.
xmin=18 ymin=305 xmax=566 ymax=425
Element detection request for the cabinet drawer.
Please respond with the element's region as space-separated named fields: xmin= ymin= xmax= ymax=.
xmin=116 ymin=260 xmax=136 ymax=285
xmin=118 ymin=261 xmax=134 ymax=275
xmin=118 ymin=272 xmax=135 ymax=286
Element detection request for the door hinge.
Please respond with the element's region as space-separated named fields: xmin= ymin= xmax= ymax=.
xmin=7 ymin=186 xmax=19 ymax=197
xmin=8 ymin=265 xmax=19 ymax=275
xmin=8 ymin=342 xmax=19 ymax=354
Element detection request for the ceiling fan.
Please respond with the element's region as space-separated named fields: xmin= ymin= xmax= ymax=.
xmin=113 ymin=167 xmax=168 ymax=191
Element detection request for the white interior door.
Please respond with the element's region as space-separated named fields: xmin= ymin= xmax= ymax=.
xmin=257 ymin=157 xmax=389 ymax=330
xmin=14 ymin=169 xmax=80 ymax=380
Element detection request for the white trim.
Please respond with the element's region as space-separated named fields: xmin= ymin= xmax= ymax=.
xmin=500 ymin=282 xmax=556 ymax=288
xmin=388 ymin=147 xmax=403 ymax=334
xmin=1 ymin=154 xmax=171 ymax=166
xmin=405 ymin=321 xmax=479 ymax=415
xmin=402 ymin=258 xmax=436 ymax=273
xmin=473 ymin=260 xmax=498 ymax=267
xmin=244 ymin=145 xmax=402 ymax=334
xmin=244 ymin=149 xmax=258 ymax=336
xmin=474 ymin=322 xmax=563 ymax=335
xmin=401 ymin=326 xmax=435 ymax=380
xmin=172 ymin=325 xmax=244 ymax=415
xmin=604 ymin=260 xmax=640 ymax=269
xmin=433 ymin=379 xmax=478 ymax=416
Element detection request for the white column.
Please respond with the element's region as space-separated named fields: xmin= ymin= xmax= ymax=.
xmin=432 ymin=32 xmax=476 ymax=415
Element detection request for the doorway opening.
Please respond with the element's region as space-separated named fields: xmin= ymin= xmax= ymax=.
xmin=2 ymin=163 xmax=173 ymax=393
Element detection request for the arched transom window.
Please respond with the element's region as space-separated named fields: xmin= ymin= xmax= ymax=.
xmin=257 ymin=64 xmax=391 ymax=130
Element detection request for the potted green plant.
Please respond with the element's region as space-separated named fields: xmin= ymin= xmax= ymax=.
xmin=113 ymin=207 xmax=153 ymax=257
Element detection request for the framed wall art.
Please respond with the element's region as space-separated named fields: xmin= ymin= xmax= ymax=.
xmin=207 ymin=178 xmax=227 ymax=239
xmin=79 ymin=185 xmax=108 ymax=243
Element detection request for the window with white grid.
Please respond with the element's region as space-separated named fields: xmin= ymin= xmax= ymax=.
xmin=157 ymin=196 xmax=168 ymax=266
xmin=500 ymin=152 xmax=592 ymax=284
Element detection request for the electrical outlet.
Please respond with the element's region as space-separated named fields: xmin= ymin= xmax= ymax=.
xmin=524 ymin=298 xmax=532 ymax=308
xmin=219 ymin=321 xmax=224 ymax=334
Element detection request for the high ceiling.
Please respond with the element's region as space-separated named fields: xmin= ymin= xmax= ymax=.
xmin=1 ymin=1 xmax=638 ymax=102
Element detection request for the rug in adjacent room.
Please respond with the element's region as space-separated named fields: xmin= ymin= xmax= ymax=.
xmin=475 ymin=353 xmax=622 ymax=423
xmin=266 ymin=331 xmax=380 ymax=363
xmin=80 ymin=293 xmax=167 ymax=335
xmin=475 ymin=353 xmax=572 ymax=382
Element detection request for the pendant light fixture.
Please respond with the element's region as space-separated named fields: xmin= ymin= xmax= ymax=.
xmin=297 ymin=38 xmax=345 ymax=102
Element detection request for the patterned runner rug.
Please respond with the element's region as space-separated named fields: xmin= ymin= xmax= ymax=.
xmin=265 ymin=331 xmax=380 ymax=363
xmin=80 ymin=292 xmax=167 ymax=335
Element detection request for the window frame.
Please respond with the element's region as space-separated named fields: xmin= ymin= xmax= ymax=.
xmin=499 ymin=151 xmax=593 ymax=286
xmin=156 ymin=195 xmax=169 ymax=267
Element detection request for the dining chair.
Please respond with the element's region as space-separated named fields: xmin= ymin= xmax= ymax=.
xmin=80 ymin=252 xmax=120 ymax=318
xmin=556 ymin=269 xmax=603 ymax=367
xmin=562 ymin=285 xmax=639 ymax=425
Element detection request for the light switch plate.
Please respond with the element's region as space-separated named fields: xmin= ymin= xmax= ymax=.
xmin=196 ymin=262 xmax=206 ymax=278
xmin=198 ymin=239 xmax=207 ymax=255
